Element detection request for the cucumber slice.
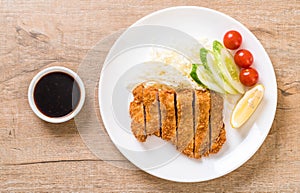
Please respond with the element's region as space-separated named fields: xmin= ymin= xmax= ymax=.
xmin=190 ymin=63 xmax=225 ymax=93
xmin=196 ymin=64 xmax=225 ymax=93
xmin=190 ymin=64 xmax=205 ymax=87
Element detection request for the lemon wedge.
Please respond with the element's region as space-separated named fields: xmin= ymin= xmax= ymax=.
xmin=231 ymin=84 xmax=264 ymax=128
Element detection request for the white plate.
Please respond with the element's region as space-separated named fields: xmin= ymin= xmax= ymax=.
xmin=99 ymin=6 xmax=277 ymax=182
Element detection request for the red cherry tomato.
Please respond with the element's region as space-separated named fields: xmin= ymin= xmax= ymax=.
xmin=234 ymin=49 xmax=254 ymax=68
xmin=239 ymin=67 xmax=259 ymax=87
xmin=223 ymin=30 xmax=242 ymax=50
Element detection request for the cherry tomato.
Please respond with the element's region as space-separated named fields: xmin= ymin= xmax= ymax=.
xmin=239 ymin=67 xmax=259 ymax=87
xmin=234 ymin=49 xmax=254 ymax=68
xmin=223 ymin=30 xmax=242 ymax=50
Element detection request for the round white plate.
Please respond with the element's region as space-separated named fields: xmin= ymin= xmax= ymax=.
xmin=99 ymin=6 xmax=277 ymax=182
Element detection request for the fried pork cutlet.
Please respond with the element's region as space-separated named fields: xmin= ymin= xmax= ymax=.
xmin=143 ymin=85 xmax=160 ymax=137
xmin=159 ymin=89 xmax=176 ymax=142
xmin=129 ymin=84 xmax=146 ymax=142
xmin=209 ymin=91 xmax=225 ymax=153
xmin=176 ymin=89 xmax=194 ymax=158
xmin=129 ymin=83 xmax=226 ymax=159
xmin=194 ymin=90 xmax=211 ymax=159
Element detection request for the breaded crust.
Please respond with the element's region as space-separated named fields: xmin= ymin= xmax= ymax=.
xmin=143 ymin=86 xmax=160 ymax=136
xmin=129 ymin=84 xmax=146 ymax=142
xmin=159 ymin=89 xmax=176 ymax=141
xmin=176 ymin=89 xmax=194 ymax=158
xmin=209 ymin=91 xmax=224 ymax=151
xmin=194 ymin=90 xmax=211 ymax=158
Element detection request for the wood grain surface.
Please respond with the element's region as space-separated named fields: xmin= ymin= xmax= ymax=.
xmin=0 ymin=0 xmax=299 ymax=192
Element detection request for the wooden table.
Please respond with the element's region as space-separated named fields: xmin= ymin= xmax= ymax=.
xmin=1 ymin=1 xmax=299 ymax=192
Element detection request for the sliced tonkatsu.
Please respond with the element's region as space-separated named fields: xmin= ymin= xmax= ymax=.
xmin=194 ymin=90 xmax=211 ymax=159
xmin=143 ymin=85 xmax=160 ymax=137
xmin=129 ymin=83 xmax=226 ymax=159
xmin=209 ymin=91 xmax=225 ymax=153
xmin=159 ymin=88 xmax=177 ymax=142
xmin=176 ymin=89 xmax=194 ymax=157
xmin=129 ymin=84 xmax=146 ymax=142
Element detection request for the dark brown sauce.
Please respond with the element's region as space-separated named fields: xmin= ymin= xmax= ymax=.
xmin=33 ymin=72 xmax=80 ymax=118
